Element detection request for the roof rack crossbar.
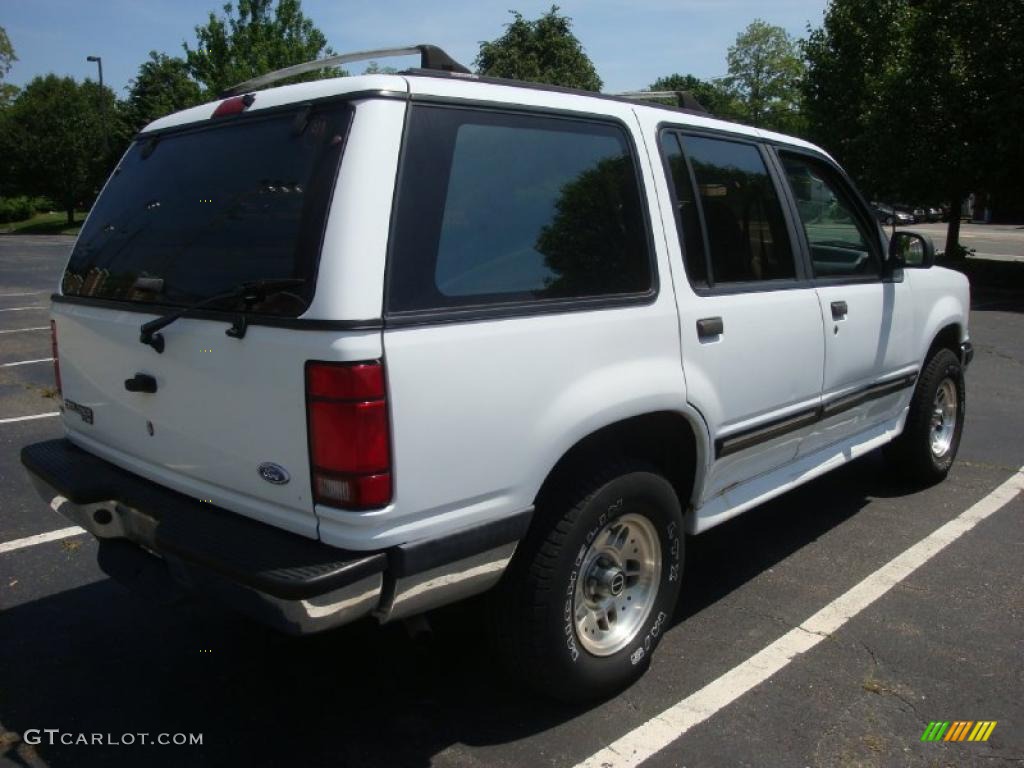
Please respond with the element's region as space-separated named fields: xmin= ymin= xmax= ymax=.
xmin=614 ymin=90 xmax=709 ymax=113
xmin=220 ymin=44 xmax=470 ymax=97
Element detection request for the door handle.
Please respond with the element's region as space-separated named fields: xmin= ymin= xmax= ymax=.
xmin=124 ymin=373 xmax=157 ymax=394
xmin=696 ymin=316 xmax=724 ymax=339
xmin=831 ymin=301 xmax=848 ymax=320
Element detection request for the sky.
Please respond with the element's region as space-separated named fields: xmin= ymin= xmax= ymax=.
xmin=3 ymin=0 xmax=830 ymax=96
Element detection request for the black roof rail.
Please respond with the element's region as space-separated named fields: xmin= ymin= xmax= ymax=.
xmin=613 ymin=91 xmax=709 ymax=113
xmin=400 ymin=69 xmax=716 ymax=119
xmin=220 ymin=44 xmax=470 ymax=97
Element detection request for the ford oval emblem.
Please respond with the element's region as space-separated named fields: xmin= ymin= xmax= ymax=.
xmin=257 ymin=462 xmax=290 ymax=485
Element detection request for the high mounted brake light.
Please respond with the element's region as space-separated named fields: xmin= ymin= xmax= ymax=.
xmin=306 ymin=361 xmax=392 ymax=510
xmin=212 ymin=93 xmax=255 ymax=118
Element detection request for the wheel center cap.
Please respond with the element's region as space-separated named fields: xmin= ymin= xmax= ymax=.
xmin=590 ymin=563 xmax=626 ymax=598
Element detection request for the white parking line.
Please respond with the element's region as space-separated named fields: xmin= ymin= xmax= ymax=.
xmin=0 ymin=412 xmax=60 ymax=425
xmin=0 ymin=526 xmax=85 ymax=555
xmin=0 ymin=292 xmax=43 ymax=297
xmin=0 ymin=358 xmax=53 ymax=368
xmin=576 ymin=467 xmax=1024 ymax=768
xmin=0 ymin=306 xmax=46 ymax=312
xmin=971 ymin=251 xmax=1024 ymax=262
xmin=0 ymin=327 xmax=48 ymax=334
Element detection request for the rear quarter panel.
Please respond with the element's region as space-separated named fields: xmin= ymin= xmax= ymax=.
xmin=316 ymin=87 xmax=706 ymax=550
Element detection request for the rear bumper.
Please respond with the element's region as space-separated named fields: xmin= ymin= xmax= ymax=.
xmin=22 ymin=438 xmax=530 ymax=635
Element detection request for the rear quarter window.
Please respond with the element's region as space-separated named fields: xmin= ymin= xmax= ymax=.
xmin=386 ymin=106 xmax=653 ymax=314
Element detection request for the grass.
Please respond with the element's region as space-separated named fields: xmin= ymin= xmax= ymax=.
xmin=0 ymin=210 xmax=87 ymax=236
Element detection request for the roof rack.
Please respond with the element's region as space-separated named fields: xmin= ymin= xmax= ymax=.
xmin=613 ymin=90 xmax=709 ymax=114
xmin=220 ymin=44 xmax=470 ymax=97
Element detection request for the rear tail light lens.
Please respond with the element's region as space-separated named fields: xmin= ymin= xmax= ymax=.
xmin=306 ymin=361 xmax=392 ymax=510
xmin=50 ymin=320 xmax=61 ymax=396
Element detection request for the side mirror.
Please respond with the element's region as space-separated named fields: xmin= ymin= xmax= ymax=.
xmin=890 ymin=230 xmax=935 ymax=269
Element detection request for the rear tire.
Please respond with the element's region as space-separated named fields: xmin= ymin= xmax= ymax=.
xmin=491 ymin=461 xmax=684 ymax=701
xmin=889 ymin=348 xmax=965 ymax=484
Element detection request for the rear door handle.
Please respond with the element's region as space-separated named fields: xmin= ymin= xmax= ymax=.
xmin=124 ymin=373 xmax=157 ymax=394
xmin=831 ymin=301 xmax=848 ymax=320
xmin=696 ymin=317 xmax=724 ymax=339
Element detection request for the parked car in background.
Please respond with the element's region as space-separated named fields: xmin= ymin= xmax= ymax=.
xmin=895 ymin=204 xmax=921 ymax=223
xmin=873 ymin=203 xmax=914 ymax=226
xmin=872 ymin=202 xmax=895 ymax=224
xmin=926 ymin=206 xmax=943 ymax=222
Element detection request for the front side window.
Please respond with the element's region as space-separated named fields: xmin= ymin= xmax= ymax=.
xmin=387 ymin=106 xmax=652 ymax=313
xmin=780 ymin=153 xmax=880 ymax=278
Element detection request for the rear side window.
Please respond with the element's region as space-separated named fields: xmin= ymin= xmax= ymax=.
xmin=661 ymin=132 xmax=795 ymax=287
xmin=387 ymin=106 xmax=652 ymax=314
xmin=779 ymin=153 xmax=881 ymax=278
xmin=63 ymin=105 xmax=352 ymax=316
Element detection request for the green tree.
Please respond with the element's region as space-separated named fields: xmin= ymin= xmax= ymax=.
xmin=802 ymin=1 xmax=900 ymax=199
xmin=125 ymin=51 xmax=203 ymax=131
xmin=363 ymin=61 xmax=398 ymax=75
xmin=725 ymin=19 xmax=805 ymax=132
xmin=0 ymin=26 xmax=18 ymax=107
xmin=1 ymin=75 xmax=117 ymax=223
xmin=183 ymin=0 xmax=338 ymax=96
xmin=648 ymin=73 xmax=741 ymax=119
xmin=537 ymin=156 xmax=648 ymax=296
xmin=476 ymin=6 xmax=602 ymax=91
xmin=803 ymin=0 xmax=1024 ymax=257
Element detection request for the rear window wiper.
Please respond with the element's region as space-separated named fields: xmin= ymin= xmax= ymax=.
xmin=139 ymin=278 xmax=306 ymax=353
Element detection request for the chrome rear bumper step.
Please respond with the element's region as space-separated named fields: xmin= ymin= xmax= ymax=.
xmin=21 ymin=438 xmax=531 ymax=634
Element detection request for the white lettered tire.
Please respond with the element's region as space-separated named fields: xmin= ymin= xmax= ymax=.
xmin=492 ymin=461 xmax=684 ymax=701
xmin=889 ymin=348 xmax=965 ymax=484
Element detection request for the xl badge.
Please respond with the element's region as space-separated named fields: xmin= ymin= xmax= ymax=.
xmin=257 ymin=462 xmax=290 ymax=485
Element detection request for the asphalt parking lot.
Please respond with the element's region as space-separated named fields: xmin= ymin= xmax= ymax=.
xmin=1 ymin=235 xmax=1021 ymax=768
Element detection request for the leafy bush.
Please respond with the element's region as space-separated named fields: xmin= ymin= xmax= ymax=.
xmin=0 ymin=196 xmax=36 ymax=223
xmin=31 ymin=196 xmax=55 ymax=213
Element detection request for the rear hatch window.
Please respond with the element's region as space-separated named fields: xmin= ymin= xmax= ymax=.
xmin=63 ymin=103 xmax=352 ymax=315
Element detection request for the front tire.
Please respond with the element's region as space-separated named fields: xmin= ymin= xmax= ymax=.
xmin=492 ymin=461 xmax=684 ymax=701
xmin=890 ymin=348 xmax=965 ymax=484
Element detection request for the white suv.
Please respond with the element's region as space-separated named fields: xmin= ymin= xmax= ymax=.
xmin=22 ymin=46 xmax=971 ymax=701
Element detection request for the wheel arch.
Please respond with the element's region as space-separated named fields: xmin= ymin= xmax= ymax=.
xmin=924 ymin=322 xmax=963 ymax=364
xmin=532 ymin=410 xmax=707 ymax=524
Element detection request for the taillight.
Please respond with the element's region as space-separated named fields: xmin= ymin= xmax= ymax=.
xmin=50 ymin=320 xmax=61 ymax=397
xmin=306 ymin=361 xmax=392 ymax=510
